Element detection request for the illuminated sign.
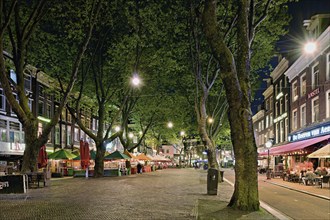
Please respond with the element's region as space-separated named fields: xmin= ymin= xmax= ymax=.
xmin=288 ymin=122 xmax=330 ymax=142
xmin=307 ymin=88 xmax=320 ymax=99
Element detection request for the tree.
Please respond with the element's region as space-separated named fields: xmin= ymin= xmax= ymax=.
xmin=0 ymin=0 xmax=101 ymax=172
xmin=202 ymin=0 xmax=290 ymax=211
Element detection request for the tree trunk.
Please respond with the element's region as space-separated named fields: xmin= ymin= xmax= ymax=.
xmin=202 ymin=0 xmax=259 ymax=211
xmin=226 ymin=95 xmax=259 ymax=210
xmin=21 ymin=120 xmax=39 ymax=173
xmin=94 ymin=141 xmax=105 ymax=178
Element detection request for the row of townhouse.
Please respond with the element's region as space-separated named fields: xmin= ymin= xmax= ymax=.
xmin=253 ymin=14 xmax=330 ymax=171
xmin=0 ymin=64 xmax=101 ymax=166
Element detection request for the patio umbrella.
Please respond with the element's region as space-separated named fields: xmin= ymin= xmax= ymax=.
xmin=136 ymin=153 xmax=152 ymax=161
xmin=37 ymin=145 xmax=48 ymax=168
xmin=48 ymin=149 xmax=78 ymax=160
xmin=80 ymin=141 xmax=90 ymax=169
xmin=307 ymin=144 xmax=330 ymax=158
xmin=104 ymin=150 xmax=130 ymax=160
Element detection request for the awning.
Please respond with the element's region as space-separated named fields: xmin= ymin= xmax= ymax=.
xmin=307 ymin=144 xmax=330 ymax=158
xmin=259 ymin=134 xmax=330 ymax=156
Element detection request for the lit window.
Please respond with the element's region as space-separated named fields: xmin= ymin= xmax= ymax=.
xmin=0 ymin=89 xmax=5 ymax=111
xmin=292 ymin=81 xmax=298 ymax=101
xmin=285 ymin=94 xmax=288 ymax=112
xmin=312 ymin=63 xmax=319 ymax=89
xmin=270 ymin=113 xmax=273 ymax=125
xmin=275 ymin=123 xmax=279 ymax=143
xmin=300 ymin=73 xmax=306 ymax=96
xmin=300 ymin=104 xmax=306 ymax=127
xmin=312 ymin=97 xmax=319 ymax=123
xmin=292 ymin=109 xmax=298 ymax=130
xmin=280 ymin=120 xmax=284 ymax=143
xmin=269 ymin=97 xmax=273 ymax=110
xmin=326 ymin=53 xmax=330 ymax=81
xmin=280 ymin=98 xmax=283 ymax=115
xmin=285 ymin=118 xmax=288 ymax=141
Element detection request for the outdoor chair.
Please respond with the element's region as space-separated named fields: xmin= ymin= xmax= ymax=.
xmin=319 ymin=175 xmax=330 ymax=189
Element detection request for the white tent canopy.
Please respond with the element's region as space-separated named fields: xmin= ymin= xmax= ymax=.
xmin=307 ymin=144 xmax=330 ymax=158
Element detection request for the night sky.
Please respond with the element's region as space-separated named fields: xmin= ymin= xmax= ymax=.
xmin=251 ymin=0 xmax=330 ymax=114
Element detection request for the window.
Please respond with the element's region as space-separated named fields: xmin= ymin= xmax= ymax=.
xmin=265 ymin=115 xmax=269 ymax=128
xmin=67 ymin=125 xmax=72 ymax=145
xmin=280 ymin=120 xmax=284 ymax=143
xmin=275 ymin=101 xmax=278 ymax=117
xmin=292 ymin=81 xmax=298 ymax=101
xmin=0 ymin=89 xmax=5 ymax=111
xmin=38 ymin=100 xmax=44 ymax=116
xmin=55 ymin=125 xmax=60 ymax=145
xmin=285 ymin=94 xmax=288 ymax=112
xmin=24 ymin=75 xmax=31 ymax=91
xmin=275 ymin=85 xmax=278 ymax=97
xmin=269 ymin=96 xmax=273 ymax=110
xmin=327 ymin=90 xmax=330 ymax=118
xmin=265 ymin=99 xmax=269 ymax=111
xmin=9 ymin=121 xmax=20 ymax=143
xmin=300 ymin=73 xmax=306 ymax=96
xmin=261 ymin=120 xmax=264 ymax=131
xmin=280 ymin=98 xmax=283 ymax=115
xmin=285 ymin=118 xmax=288 ymax=141
xmin=46 ymin=104 xmax=51 ymax=118
xmin=74 ymin=127 xmax=79 ymax=142
xmin=10 ymin=94 xmax=18 ymax=115
xmin=300 ymin=104 xmax=306 ymax=127
xmin=312 ymin=97 xmax=319 ymax=123
xmin=327 ymin=53 xmax=330 ymax=81
xmin=270 ymin=113 xmax=273 ymax=125
xmin=0 ymin=119 xmax=7 ymax=142
xmin=10 ymin=69 xmax=17 ymax=83
xmin=312 ymin=63 xmax=319 ymax=89
xmin=28 ymin=99 xmax=32 ymax=111
xmin=279 ymin=79 xmax=283 ymax=92
xmin=275 ymin=123 xmax=279 ymax=143
xmin=292 ymin=109 xmax=298 ymax=130
xmin=39 ymin=86 xmax=44 ymax=97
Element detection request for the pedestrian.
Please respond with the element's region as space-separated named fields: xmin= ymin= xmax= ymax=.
xmin=137 ymin=163 xmax=142 ymax=174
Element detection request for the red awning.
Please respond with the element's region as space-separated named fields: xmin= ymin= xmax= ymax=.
xmin=259 ymin=134 xmax=330 ymax=156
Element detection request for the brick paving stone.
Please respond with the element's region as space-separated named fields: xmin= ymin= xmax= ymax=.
xmin=0 ymin=168 xmax=235 ymax=220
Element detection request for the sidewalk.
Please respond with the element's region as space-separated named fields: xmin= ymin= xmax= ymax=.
xmin=261 ymin=175 xmax=330 ymax=200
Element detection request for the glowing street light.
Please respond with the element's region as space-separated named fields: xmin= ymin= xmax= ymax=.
xmin=304 ymin=41 xmax=317 ymax=54
xmin=180 ymin=131 xmax=185 ymax=136
xmin=131 ymin=74 xmax=141 ymax=87
xmin=114 ymin=126 xmax=121 ymax=132
xmin=265 ymin=139 xmax=273 ymax=180
xmin=167 ymin=122 xmax=173 ymax=128
xmin=207 ymin=117 xmax=214 ymax=124
xmin=128 ymin=133 xmax=134 ymax=139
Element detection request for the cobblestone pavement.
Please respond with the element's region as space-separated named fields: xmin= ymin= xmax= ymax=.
xmin=0 ymin=168 xmax=235 ymax=220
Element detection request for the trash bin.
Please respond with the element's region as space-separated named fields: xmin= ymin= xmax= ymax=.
xmin=219 ymin=170 xmax=224 ymax=182
xmin=207 ymin=168 xmax=218 ymax=195
xmin=67 ymin=168 xmax=73 ymax=176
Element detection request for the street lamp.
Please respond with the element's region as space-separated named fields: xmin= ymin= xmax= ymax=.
xmin=265 ymin=139 xmax=273 ymax=180
xmin=167 ymin=122 xmax=173 ymax=128
xmin=114 ymin=126 xmax=121 ymax=132
xmin=207 ymin=117 xmax=214 ymax=124
xmin=131 ymin=74 xmax=141 ymax=87
xmin=304 ymin=41 xmax=317 ymax=54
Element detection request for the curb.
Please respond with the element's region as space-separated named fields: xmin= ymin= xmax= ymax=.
xmin=264 ymin=180 xmax=330 ymax=201
xmin=224 ymin=178 xmax=293 ymax=220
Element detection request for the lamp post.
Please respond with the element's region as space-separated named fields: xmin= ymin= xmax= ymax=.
xmin=265 ymin=139 xmax=273 ymax=180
